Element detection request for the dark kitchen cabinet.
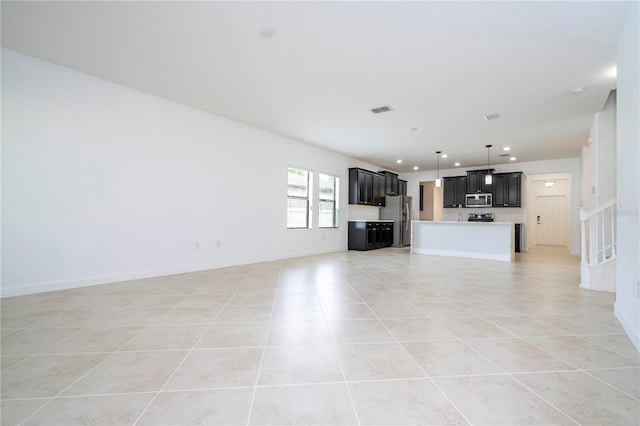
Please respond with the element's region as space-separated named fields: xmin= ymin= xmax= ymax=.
xmin=443 ymin=178 xmax=456 ymax=208
xmin=443 ymin=176 xmax=467 ymax=208
xmin=505 ymin=173 xmax=521 ymax=206
xmin=348 ymin=221 xmax=393 ymax=250
xmin=373 ymin=172 xmax=386 ymax=206
xmin=349 ymin=168 xmax=386 ymax=206
xmin=350 ymin=167 xmax=408 ymax=206
xmin=379 ymin=171 xmax=399 ymax=195
xmin=361 ymin=170 xmax=373 ymax=203
xmin=398 ymin=179 xmax=407 ymax=196
xmin=492 ymin=174 xmax=508 ymax=206
xmin=492 ymin=172 xmax=522 ymax=207
xmin=349 ymin=168 xmax=369 ymax=204
xmin=467 ymin=169 xmax=493 ymax=193
xmin=515 ymin=223 xmax=522 ymax=252
xmin=380 ymin=222 xmax=393 ymax=247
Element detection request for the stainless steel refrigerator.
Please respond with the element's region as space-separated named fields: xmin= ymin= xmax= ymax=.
xmin=380 ymin=195 xmax=412 ymax=247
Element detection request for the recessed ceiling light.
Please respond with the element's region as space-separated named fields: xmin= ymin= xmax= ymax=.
xmin=396 ymin=159 xmax=402 ymax=164
xmin=571 ymin=87 xmax=584 ymax=95
xmin=413 ymin=166 xmax=419 ymax=171
xmin=503 ymin=147 xmax=511 ymax=151
xmin=454 ymin=162 xmax=461 ymax=166
xmin=410 ymin=127 xmax=418 ymax=131
xmin=484 ymin=113 xmax=500 ymax=121
xmin=510 ymin=157 xmax=517 ymax=161
xmin=260 ymin=28 xmax=276 ymax=38
xmin=441 ymin=154 xmax=448 ymax=158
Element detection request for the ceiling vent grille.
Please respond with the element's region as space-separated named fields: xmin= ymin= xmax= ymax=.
xmin=370 ymin=105 xmax=393 ymax=114
xmin=484 ymin=113 xmax=500 ymax=121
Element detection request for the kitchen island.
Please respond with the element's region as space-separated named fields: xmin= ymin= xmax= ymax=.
xmin=411 ymin=220 xmax=514 ymax=262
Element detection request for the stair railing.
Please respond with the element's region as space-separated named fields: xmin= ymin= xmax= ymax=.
xmin=580 ymin=197 xmax=617 ymax=287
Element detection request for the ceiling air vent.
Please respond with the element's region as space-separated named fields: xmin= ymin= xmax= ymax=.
xmin=484 ymin=113 xmax=500 ymax=121
xmin=370 ymin=105 xmax=393 ymax=114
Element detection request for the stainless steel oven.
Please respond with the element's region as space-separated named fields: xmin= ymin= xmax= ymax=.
xmin=468 ymin=213 xmax=494 ymax=222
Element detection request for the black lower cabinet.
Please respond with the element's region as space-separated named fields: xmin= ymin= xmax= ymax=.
xmin=515 ymin=223 xmax=522 ymax=253
xmin=348 ymin=221 xmax=394 ymax=250
xmin=380 ymin=222 xmax=393 ymax=247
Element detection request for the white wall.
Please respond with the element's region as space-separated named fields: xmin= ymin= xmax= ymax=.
xmin=401 ymin=157 xmax=582 ymax=255
xmin=589 ymin=91 xmax=617 ymax=208
xmin=580 ymin=145 xmax=591 ymax=210
xmin=1 ymin=49 xmax=383 ymax=297
xmin=615 ymin=3 xmax=640 ymax=351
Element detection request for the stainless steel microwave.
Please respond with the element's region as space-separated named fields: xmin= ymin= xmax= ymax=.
xmin=465 ymin=193 xmax=492 ymax=208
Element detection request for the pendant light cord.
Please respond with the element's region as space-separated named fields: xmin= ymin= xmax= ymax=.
xmin=486 ymin=144 xmax=492 ymax=172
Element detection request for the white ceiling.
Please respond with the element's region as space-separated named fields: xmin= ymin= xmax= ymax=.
xmin=1 ymin=1 xmax=629 ymax=172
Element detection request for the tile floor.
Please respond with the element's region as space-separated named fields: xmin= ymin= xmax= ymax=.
xmin=1 ymin=246 xmax=638 ymax=425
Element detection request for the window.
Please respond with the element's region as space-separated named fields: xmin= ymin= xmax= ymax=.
xmin=319 ymin=173 xmax=339 ymax=228
xmin=287 ymin=167 xmax=312 ymax=229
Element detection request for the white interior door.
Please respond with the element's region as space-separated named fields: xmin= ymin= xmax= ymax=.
xmin=536 ymin=195 xmax=568 ymax=246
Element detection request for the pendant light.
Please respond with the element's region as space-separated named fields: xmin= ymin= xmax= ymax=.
xmin=435 ymin=151 xmax=442 ymax=187
xmin=484 ymin=144 xmax=493 ymax=185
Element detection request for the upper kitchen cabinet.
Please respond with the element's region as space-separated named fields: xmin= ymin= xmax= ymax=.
xmin=443 ymin=176 xmax=467 ymax=208
xmin=373 ymin=172 xmax=386 ymax=206
xmin=466 ymin=169 xmax=493 ymax=193
xmin=398 ymin=179 xmax=407 ymax=196
xmin=379 ymin=171 xmax=399 ymax=195
xmin=467 ymin=169 xmax=492 ymax=193
xmin=349 ymin=168 xmax=407 ymax=206
xmin=492 ymin=172 xmax=522 ymax=207
xmin=349 ymin=168 xmax=385 ymax=206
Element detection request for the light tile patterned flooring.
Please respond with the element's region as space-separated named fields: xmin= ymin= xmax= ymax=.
xmin=1 ymin=246 xmax=639 ymax=425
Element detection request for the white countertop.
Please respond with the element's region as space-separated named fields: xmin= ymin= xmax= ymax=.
xmin=412 ymin=220 xmax=511 ymax=225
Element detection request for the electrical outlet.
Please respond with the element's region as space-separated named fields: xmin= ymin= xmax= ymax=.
xmin=216 ymin=241 xmax=221 ymax=249
xmin=195 ymin=241 xmax=200 ymax=250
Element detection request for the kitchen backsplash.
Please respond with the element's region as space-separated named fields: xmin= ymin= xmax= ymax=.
xmin=443 ymin=207 xmax=526 ymax=223
xmin=347 ymin=204 xmax=381 ymax=221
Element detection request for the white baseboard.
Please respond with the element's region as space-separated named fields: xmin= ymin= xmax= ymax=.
xmin=412 ymin=248 xmax=512 ymax=262
xmin=0 ymin=248 xmax=342 ymax=298
xmin=614 ymin=302 xmax=640 ymax=353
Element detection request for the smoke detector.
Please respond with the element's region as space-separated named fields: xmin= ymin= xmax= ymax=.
xmin=260 ymin=28 xmax=276 ymax=38
xmin=484 ymin=113 xmax=500 ymax=121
